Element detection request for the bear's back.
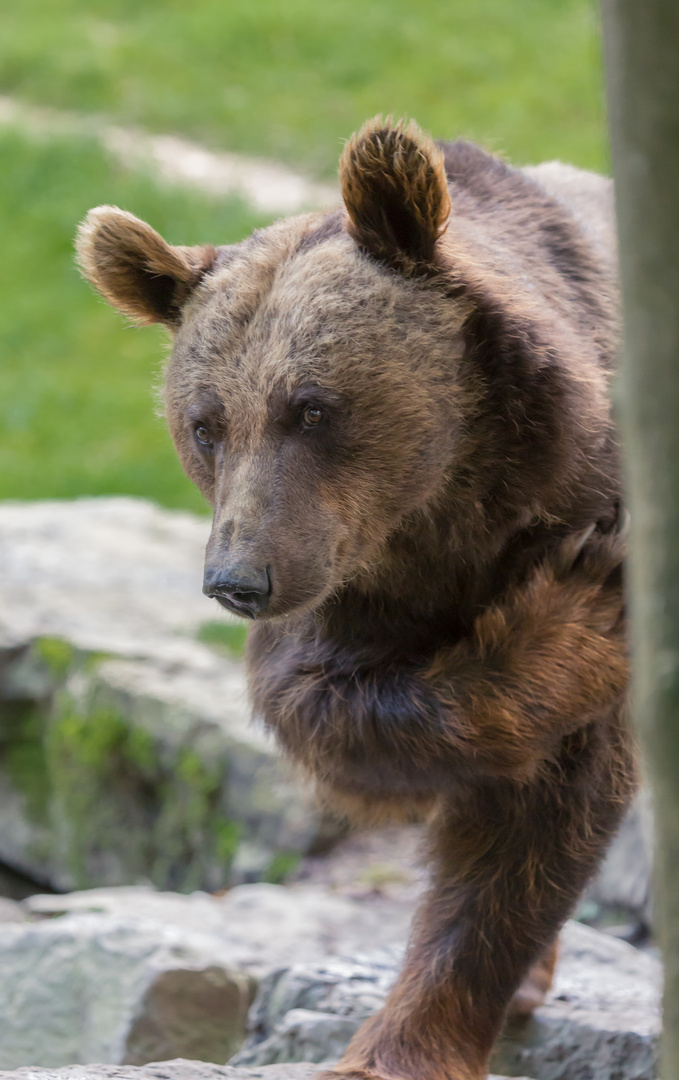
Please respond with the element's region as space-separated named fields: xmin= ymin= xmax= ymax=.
xmin=522 ymin=161 xmax=616 ymax=273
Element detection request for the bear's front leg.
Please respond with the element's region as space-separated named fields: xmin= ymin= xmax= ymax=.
xmin=317 ymin=721 xmax=634 ymax=1080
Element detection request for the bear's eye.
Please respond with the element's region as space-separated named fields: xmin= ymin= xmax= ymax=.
xmin=302 ymin=405 xmax=324 ymax=428
xmin=194 ymin=424 xmax=213 ymax=449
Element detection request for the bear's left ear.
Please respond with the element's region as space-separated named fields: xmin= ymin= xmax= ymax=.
xmin=75 ymin=206 xmax=217 ymax=328
xmin=340 ymin=117 xmax=451 ymax=272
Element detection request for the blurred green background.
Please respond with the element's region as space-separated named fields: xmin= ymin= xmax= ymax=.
xmin=0 ymin=0 xmax=607 ymax=513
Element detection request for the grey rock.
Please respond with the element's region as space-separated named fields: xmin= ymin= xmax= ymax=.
xmin=23 ymin=883 xmax=415 ymax=978
xmin=0 ymin=1063 xmax=523 ymax=1080
xmin=0 ymin=897 xmax=26 ymax=922
xmin=233 ymin=922 xmax=660 ymax=1080
xmin=494 ymin=921 xmax=660 ymax=1080
xmin=123 ymin=967 xmax=254 ymax=1066
xmin=0 ymin=498 xmax=217 ymax=655
xmin=0 ymin=1060 xmax=329 ymax=1080
xmin=0 ymin=883 xmax=414 ymax=1069
xmin=0 ymin=498 xmax=338 ymax=892
xmin=234 ymin=951 xmax=402 ymax=1067
xmin=0 ymin=912 xmax=254 ymax=1069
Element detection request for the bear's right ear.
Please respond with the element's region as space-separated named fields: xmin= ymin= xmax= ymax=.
xmin=340 ymin=117 xmax=450 ymax=274
xmin=75 ymin=206 xmax=217 ymax=328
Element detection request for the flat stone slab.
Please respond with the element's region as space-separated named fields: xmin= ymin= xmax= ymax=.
xmin=23 ymin=883 xmax=416 ymax=979
xmin=0 ymin=1062 xmax=324 ymax=1080
xmin=0 ymin=1061 xmax=524 ymax=1080
xmin=0 ymin=498 xmax=215 ymax=656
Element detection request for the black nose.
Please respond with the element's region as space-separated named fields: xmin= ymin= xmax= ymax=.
xmin=203 ymin=563 xmax=271 ymax=619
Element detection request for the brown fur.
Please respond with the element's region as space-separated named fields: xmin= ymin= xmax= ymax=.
xmin=76 ymin=206 xmax=216 ymax=326
xmin=341 ymin=118 xmax=451 ymax=273
xmin=76 ymin=117 xmax=635 ymax=1080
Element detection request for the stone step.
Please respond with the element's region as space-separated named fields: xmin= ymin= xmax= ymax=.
xmin=0 ymin=1062 xmax=526 ymax=1080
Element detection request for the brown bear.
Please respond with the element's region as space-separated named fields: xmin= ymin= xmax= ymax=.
xmin=76 ymin=118 xmax=634 ymax=1080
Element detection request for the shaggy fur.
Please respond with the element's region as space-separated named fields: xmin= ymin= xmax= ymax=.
xmin=76 ymin=117 xmax=634 ymax=1080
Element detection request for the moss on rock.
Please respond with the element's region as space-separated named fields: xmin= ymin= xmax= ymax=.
xmin=34 ymin=637 xmax=75 ymax=679
xmin=0 ymin=633 xmax=331 ymax=892
xmin=3 ymin=704 xmax=50 ymax=826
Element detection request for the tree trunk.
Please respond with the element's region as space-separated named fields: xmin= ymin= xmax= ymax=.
xmin=601 ymin=1 xmax=679 ymax=1072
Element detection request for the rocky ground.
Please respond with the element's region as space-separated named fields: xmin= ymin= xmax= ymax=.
xmin=0 ymin=1066 xmax=328 ymax=1080
xmin=0 ymin=877 xmax=661 ymax=1079
xmin=0 ymin=1068 xmax=526 ymax=1080
xmin=0 ymin=498 xmax=660 ymax=1079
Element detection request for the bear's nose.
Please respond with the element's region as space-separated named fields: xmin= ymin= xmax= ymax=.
xmin=203 ymin=563 xmax=271 ymax=619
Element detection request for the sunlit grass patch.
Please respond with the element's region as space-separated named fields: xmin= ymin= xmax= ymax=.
xmin=0 ymin=128 xmax=270 ymax=510
xmin=1 ymin=0 xmax=607 ymax=176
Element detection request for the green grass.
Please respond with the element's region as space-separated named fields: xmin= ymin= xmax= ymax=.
xmin=196 ymin=620 xmax=249 ymax=658
xmin=0 ymin=130 xmax=268 ymax=510
xmin=1 ymin=0 xmax=608 ymax=177
xmin=0 ymin=0 xmax=609 ymax=511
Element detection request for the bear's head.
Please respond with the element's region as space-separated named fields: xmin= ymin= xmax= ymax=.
xmin=77 ymin=119 xmax=609 ymax=623
xmin=76 ymin=120 xmax=485 ymax=621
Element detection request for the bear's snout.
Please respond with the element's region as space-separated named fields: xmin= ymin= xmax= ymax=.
xmin=203 ymin=561 xmax=271 ymax=620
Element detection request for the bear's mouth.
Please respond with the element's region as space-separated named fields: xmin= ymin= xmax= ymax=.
xmin=205 ymin=567 xmax=272 ymax=620
xmin=212 ymin=591 xmax=265 ymax=620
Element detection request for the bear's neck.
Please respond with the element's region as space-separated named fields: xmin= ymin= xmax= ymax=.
xmin=318 ymin=474 xmax=620 ymax=661
xmin=317 ymin=500 xmax=527 ymax=657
